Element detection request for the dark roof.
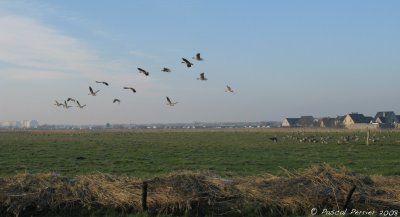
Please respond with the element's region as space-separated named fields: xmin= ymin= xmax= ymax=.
xmin=348 ymin=113 xmax=371 ymax=123
xmin=336 ymin=115 xmax=346 ymax=121
xmin=320 ymin=118 xmax=336 ymax=127
xmin=299 ymin=116 xmax=314 ymax=126
xmin=374 ymin=111 xmax=397 ymax=124
xmin=285 ymin=118 xmax=300 ymax=125
xmin=375 ymin=116 xmax=386 ymax=124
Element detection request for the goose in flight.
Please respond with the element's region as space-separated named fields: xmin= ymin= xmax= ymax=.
xmin=67 ymin=98 xmax=76 ymax=102
xmin=192 ymin=53 xmax=203 ymax=61
xmin=88 ymin=86 xmax=100 ymax=96
xmin=63 ymin=101 xmax=72 ymax=109
xmin=161 ymin=67 xmax=171 ymax=72
xmin=123 ymin=87 xmax=136 ymax=93
xmin=96 ymin=81 xmax=109 ymax=86
xmin=181 ymin=58 xmax=194 ymax=68
xmin=197 ymin=72 xmax=207 ymax=81
xmin=54 ymin=100 xmax=63 ymax=107
xmin=166 ymin=96 xmax=178 ymax=106
xmin=225 ymin=85 xmax=235 ymax=93
xmin=137 ymin=68 xmax=150 ymax=76
xmin=113 ymin=99 xmax=121 ymax=104
xmin=76 ymin=101 xmax=86 ymax=109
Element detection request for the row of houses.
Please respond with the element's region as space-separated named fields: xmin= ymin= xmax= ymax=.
xmin=0 ymin=120 xmax=39 ymax=129
xmin=282 ymin=111 xmax=400 ymax=129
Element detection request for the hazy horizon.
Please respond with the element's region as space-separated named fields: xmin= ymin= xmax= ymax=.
xmin=1 ymin=1 xmax=400 ymax=125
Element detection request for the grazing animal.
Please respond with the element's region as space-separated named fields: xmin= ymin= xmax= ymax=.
xmin=113 ymin=99 xmax=121 ymax=104
xmin=137 ymin=68 xmax=150 ymax=76
xmin=76 ymin=101 xmax=86 ymax=109
xmin=166 ymin=96 xmax=178 ymax=106
xmin=181 ymin=58 xmax=194 ymax=68
xmin=269 ymin=137 xmax=278 ymax=143
xmin=197 ymin=72 xmax=207 ymax=81
xmin=67 ymin=98 xmax=76 ymax=102
xmin=161 ymin=67 xmax=171 ymax=72
xmin=54 ymin=100 xmax=63 ymax=107
xmin=88 ymin=86 xmax=100 ymax=96
xmin=192 ymin=53 xmax=203 ymax=61
xmin=225 ymin=85 xmax=234 ymax=93
xmin=123 ymin=87 xmax=136 ymax=93
xmin=96 ymin=81 xmax=109 ymax=86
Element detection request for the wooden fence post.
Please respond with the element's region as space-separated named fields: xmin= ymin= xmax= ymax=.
xmin=142 ymin=181 xmax=148 ymax=211
xmin=343 ymin=185 xmax=356 ymax=210
xmin=366 ymin=130 xmax=370 ymax=146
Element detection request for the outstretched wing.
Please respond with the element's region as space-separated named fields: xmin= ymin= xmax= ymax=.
xmin=166 ymin=96 xmax=172 ymax=104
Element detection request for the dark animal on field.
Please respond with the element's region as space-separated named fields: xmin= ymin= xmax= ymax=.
xmin=269 ymin=137 xmax=278 ymax=143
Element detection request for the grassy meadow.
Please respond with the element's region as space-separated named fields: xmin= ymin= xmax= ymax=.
xmin=1 ymin=129 xmax=399 ymax=178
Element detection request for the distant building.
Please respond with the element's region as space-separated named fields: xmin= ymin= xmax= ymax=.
xmin=298 ymin=116 xmax=315 ymax=127
xmin=0 ymin=120 xmax=39 ymax=129
xmin=319 ymin=117 xmax=337 ymax=128
xmin=335 ymin=116 xmax=346 ymax=128
xmin=343 ymin=113 xmax=374 ymax=129
xmin=281 ymin=118 xmax=300 ymax=127
xmin=374 ymin=111 xmax=397 ymax=128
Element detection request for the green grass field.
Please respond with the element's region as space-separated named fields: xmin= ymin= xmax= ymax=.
xmin=1 ymin=130 xmax=400 ymax=178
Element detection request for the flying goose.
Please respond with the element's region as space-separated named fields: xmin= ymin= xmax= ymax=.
xmin=76 ymin=101 xmax=86 ymax=109
xmin=67 ymin=98 xmax=76 ymax=102
xmin=88 ymin=86 xmax=100 ymax=96
xmin=197 ymin=72 xmax=207 ymax=81
xmin=225 ymin=85 xmax=234 ymax=93
xmin=63 ymin=101 xmax=72 ymax=109
xmin=137 ymin=68 xmax=150 ymax=76
xmin=96 ymin=81 xmax=109 ymax=86
xmin=192 ymin=53 xmax=203 ymax=61
xmin=161 ymin=67 xmax=171 ymax=72
xmin=113 ymin=99 xmax=121 ymax=104
xmin=123 ymin=87 xmax=136 ymax=93
xmin=181 ymin=58 xmax=194 ymax=68
xmin=54 ymin=100 xmax=63 ymax=107
xmin=166 ymin=96 xmax=178 ymax=106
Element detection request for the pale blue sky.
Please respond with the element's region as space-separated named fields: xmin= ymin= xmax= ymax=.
xmin=0 ymin=1 xmax=399 ymax=124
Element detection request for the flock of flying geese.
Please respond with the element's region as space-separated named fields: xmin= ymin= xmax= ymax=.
xmin=54 ymin=53 xmax=235 ymax=109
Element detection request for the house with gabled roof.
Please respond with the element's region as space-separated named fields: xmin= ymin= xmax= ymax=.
xmin=281 ymin=118 xmax=300 ymax=127
xmin=319 ymin=117 xmax=337 ymax=128
xmin=298 ymin=116 xmax=315 ymax=127
xmin=374 ymin=111 xmax=397 ymax=128
xmin=343 ymin=113 xmax=375 ymax=129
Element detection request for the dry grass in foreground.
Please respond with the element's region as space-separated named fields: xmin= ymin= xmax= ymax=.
xmin=0 ymin=165 xmax=399 ymax=217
